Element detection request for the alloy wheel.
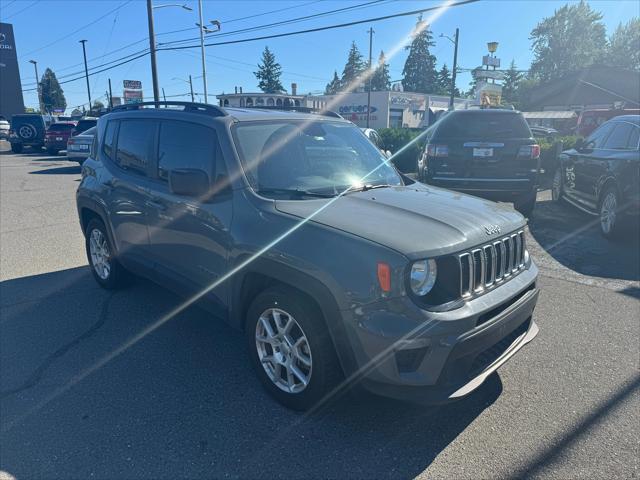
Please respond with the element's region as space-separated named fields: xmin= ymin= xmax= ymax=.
xmin=600 ymin=192 xmax=617 ymax=235
xmin=255 ymin=308 xmax=312 ymax=394
xmin=89 ymin=228 xmax=111 ymax=280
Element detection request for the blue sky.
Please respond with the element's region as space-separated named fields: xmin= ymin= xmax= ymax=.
xmin=2 ymin=0 xmax=638 ymax=111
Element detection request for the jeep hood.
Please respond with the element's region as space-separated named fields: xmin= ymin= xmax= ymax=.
xmin=274 ymin=185 xmax=526 ymax=259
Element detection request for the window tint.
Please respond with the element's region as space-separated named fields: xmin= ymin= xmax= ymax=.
xmin=437 ymin=112 xmax=531 ymax=138
xmin=627 ymin=125 xmax=640 ymax=149
xmin=585 ymin=122 xmax=614 ymax=149
xmin=116 ymin=120 xmax=155 ymax=175
xmin=158 ymin=120 xmax=216 ymax=180
xmin=103 ymin=121 xmax=117 ymax=160
xmin=48 ymin=123 xmax=75 ymax=131
xmin=603 ymin=123 xmax=636 ymax=149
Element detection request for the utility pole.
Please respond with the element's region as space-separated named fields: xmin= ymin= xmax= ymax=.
xmin=449 ymin=28 xmax=459 ymax=110
xmin=28 ymin=60 xmax=43 ymax=113
xmin=366 ymin=27 xmax=374 ymax=128
xmin=162 ymin=87 xmax=167 ymax=102
xmin=146 ymin=0 xmax=160 ymax=104
xmin=189 ymin=74 xmax=194 ymax=102
xmin=79 ymin=40 xmax=92 ymax=110
xmin=108 ymin=78 xmax=113 ymax=109
xmin=197 ymin=0 xmax=208 ymax=103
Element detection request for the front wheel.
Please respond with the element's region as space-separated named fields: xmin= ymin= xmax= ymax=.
xmin=599 ymin=186 xmax=622 ymax=239
xmin=246 ymin=286 xmax=341 ymax=411
xmin=85 ymin=218 xmax=129 ymax=289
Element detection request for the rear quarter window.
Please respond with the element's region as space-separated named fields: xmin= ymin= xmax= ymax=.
xmin=436 ymin=112 xmax=532 ymax=138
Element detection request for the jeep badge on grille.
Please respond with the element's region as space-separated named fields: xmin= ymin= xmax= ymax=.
xmin=484 ymin=225 xmax=501 ymax=235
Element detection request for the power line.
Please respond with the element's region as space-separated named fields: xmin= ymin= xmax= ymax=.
xmin=19 ymin=0 xmax=134 ymax=59
xmin=2 ymin=0 xmax=39 ymax=21
xmin=158 ymin=0 xmax=480 ymax=52
xmin=222 ymin=0 xmax=323 ymax=25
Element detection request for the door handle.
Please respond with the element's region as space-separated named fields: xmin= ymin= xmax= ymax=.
xmin=146 ymin=200 xmax=167 ymax=211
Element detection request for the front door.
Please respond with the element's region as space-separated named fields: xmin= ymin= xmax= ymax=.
xmin=145 ymin=119 xmax=233 ymax=312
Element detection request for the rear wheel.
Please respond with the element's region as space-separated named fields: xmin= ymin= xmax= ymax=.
xmin=85 ymin=218 xmax=129 ymax=289
xmin=515 ymin=191 xmax=536 ymax=218
xmin=599 ymin=186 xmax=622 ymax=239
xmin=246 ymin=286 xmax=341 ymax=411
xmin=11 ymin=143 xmax=23 ymax=153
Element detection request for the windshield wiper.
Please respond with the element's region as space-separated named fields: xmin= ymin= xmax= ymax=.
xmin=345 ymin=184 xmax=395 ymax=194
xmin=256 ymin=188 xmax=336 ymax=198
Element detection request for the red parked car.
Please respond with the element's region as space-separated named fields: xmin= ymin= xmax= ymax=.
xmin=575 ymin=108 xmax=640 ymax=137
xmin=44 ymin=122 xmax=77 ymax=156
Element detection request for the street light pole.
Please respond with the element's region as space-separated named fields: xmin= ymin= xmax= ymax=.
xmin=449 ymin=28 xmax=459 ymax=110
xmin=29 ymin=60 xmax=43 ymax=113
xmin=79 ymin=40 xmax=92 ymax=110
xmin=366 ymin=27 xmax=374 ymax=128
xmin=146 ymin=0 xmax=160 ymax=104
xmin=197 ymin=0 xmax=208 ymax=103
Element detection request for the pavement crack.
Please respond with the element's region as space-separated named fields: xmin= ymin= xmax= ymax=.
xmin=0 ymin=292 xmax=116 ymax=399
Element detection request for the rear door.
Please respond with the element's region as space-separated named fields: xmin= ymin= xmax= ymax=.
xmin=432 ymin=111 xmax=535 ymax=183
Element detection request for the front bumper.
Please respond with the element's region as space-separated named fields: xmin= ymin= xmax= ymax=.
xmin=340 ymin=262 xmax=539 ymax=403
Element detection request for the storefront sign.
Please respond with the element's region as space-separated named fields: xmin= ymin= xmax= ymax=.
xmin=338 ymin=105 xmax=377 ymax=114
xmin=124 ymin=89 xmax=143 ymax=104
xmin=123 ymin=80 xmax=142 ymax=90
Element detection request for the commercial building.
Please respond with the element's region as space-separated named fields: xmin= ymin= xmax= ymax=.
xmin=0 ymin=23 xmax=25 ymax=119
xmin=217 ymin=84 xmax=305 ymax=108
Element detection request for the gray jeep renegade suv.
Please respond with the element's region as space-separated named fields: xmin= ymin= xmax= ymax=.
xmin=76 ymin=102 xmax=539 ymax=410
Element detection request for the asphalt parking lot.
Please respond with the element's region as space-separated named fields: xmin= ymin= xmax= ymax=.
xmin=1 ymin=147 xmax=639 ymax=479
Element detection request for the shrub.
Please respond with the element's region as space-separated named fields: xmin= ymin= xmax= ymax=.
xmin=539 ymin=135 xmax=580 ymax=174
xmin=378 ymin=128 xmax=425 ymax=173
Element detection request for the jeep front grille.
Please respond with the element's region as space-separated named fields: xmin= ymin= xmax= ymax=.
xmin=458 ymin=231 xmax=526 ymax=299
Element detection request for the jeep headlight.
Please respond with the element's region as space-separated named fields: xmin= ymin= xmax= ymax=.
xmin=410 ymin=259 xmax=437 ymax=296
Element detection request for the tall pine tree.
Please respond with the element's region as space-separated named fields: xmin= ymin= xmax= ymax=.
xmin=341 ymin=41 xmax=366 ymax=90
xmin=501 ymin=60 xmax=523 ymax=107
xmin=325 ymin=70 xmax=342 ymax=94
xmin=254 ymin=46 xmax=285 ymax=93
xmin=40 ymin=68 xmax=66 ymax=112
xmin=401 ymin=16 xmax=438 ymax=93
xmin=369 ymin=50 xmax=391 ymax=92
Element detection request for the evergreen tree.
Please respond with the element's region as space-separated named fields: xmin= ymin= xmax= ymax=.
xmin=501 ymin=60 xmax=523 ymax=106
xmin=401 ymin=16 xmax=438 ymax=93
xmin=607 ymin=18 xmax=640 ymax=70
xmin=254 ymin=46 xmax=285 ymax=93
xmin=530 ymin=0 xmax=607 ymax=82
xmin=465 ymin=67 xmax=483 ymax=98
xmin=369 ymin=51 xmax=391 ymax=91
xmin=40 ymin=68 xmax=66 ymax=112
xmin=325 ymin=70 xmax=342 ymax=94
xmin=340 ymin=41 xmax=366 ymax=90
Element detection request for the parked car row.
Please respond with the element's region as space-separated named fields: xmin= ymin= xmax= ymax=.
xmin=7 ymin=113 xmax=97 ymax=162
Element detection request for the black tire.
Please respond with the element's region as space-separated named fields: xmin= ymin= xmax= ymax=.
xmin=245 ymin=286 xmax=342 ymax=411
xmin=515 ymin=191 xmax=536 ymax=218
xmin=47 ymin=148 xmax=59 ymax=156
xmin=598 ymin=185 xmax=623 ymax=239
xmin=84 ymin=218 xmax=129 ymax=289
xmin=10 ymin=143 xmax=23 ymax=153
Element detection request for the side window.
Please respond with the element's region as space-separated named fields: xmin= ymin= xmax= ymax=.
xmin=103 ymin=120 xmax=117 ymax=160
xmin=116 ymin=120 xmax=155 ymax=175
xmin=627 ymin=125 xmax=640 ymax=150
xmin=603 ymin=123 xmax=635 ymax=150
xmin=158 ymin=120 xmax=217 ymax=181
xmin=585 ymin=122 xmax=614 ymax=149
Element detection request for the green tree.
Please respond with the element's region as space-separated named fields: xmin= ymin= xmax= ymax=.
xmin=324 ymin=70 xmax=342 ymax=94
xmin=369 ymin=51 xmax=391 ymax=91
xmin=40 ymin=68 xmax=66 ymax=112
xmin=529 ymin=0 xmax=607 ymax=82
xmin=91 ymin=100 xmax=105 ymax=113
xmin=465 ymin=67 xmax=483 ymax=98
xmin=607 ymin=18 xmax=640 ymax=70
xmin=401 ymin=16 xmax=438 ymax=93
xmin=501 ymin=60 xmax=523 ymax=106
xmin=254 ymin=46 xmax=285 ymax=93
xmin=341 ymin=41 xmax=366 ymax=90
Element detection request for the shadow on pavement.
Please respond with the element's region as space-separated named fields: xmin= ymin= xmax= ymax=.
xmin=0 ymin=267 xmax=501 ymax=479
xmin=529 ymin=194 xmax=640 ymax=282
xmin=29 ymin=165 xmax=80 ymax=175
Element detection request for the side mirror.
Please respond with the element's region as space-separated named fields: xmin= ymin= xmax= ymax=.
xmin=169 ymin=168 xmax=210 ymax=198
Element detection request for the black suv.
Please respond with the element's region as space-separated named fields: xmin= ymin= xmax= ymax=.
xmin=77 ymin=102 xmax=539 ymax=410
xmin=418 ymin=109 xmax=541 ymax=216
xmin=9 ymin=114 xmax=56 ymax=153
xmin=553 ymin=115 xmax=640 ymax=238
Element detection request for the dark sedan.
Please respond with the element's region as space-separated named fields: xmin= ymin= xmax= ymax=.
xmin=552 ymin=115 xmax=640 ymax=238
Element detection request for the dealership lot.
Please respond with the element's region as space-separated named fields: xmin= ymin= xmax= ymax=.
xmin=1 ymin=149 xmax=638 ymax=479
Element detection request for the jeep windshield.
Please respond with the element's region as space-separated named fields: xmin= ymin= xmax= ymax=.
xmin=233 ymin=120 xmax=402 ymax=198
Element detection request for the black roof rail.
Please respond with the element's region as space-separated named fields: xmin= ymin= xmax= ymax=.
xmin=111 ymin=101 xmax=227 ymax=117
xmin=243 ymin=105 xmax=343 ymax=119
